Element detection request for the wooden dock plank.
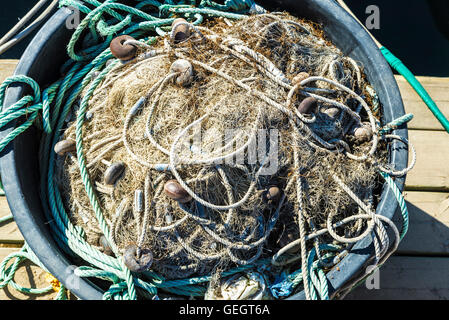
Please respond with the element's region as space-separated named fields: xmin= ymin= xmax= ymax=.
xmin=395 ymin=75 xmax=449 ymax=132
xmin=405 ymin=130 xmax=449 ymax=191
xmin=345 ymin=256 xmax=449 ymax=300
xmin=0 ymin=197 xmax=24 ymax=244
xmin=0 ymin=60 xmax=18 ymax=84
xmin=396 ymin=191 xmax=449 ymax=255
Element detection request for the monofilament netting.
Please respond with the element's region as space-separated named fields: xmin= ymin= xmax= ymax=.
xmin=50 ymin=5 xmax=414 ymax=300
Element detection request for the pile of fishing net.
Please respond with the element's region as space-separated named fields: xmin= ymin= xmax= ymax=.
xmin=52 ymin=6 xmax=408 ymax=300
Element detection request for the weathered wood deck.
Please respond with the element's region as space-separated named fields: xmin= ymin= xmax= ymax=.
xmin=0 ymin=60 xmax=448 ymax=300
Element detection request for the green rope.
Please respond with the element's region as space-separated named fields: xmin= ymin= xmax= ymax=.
xmin=199 ymin=0 xmax=255 ymax=12
xmin=379 ymin=113 xmax=414 ymax=135
xmin=380 ymin=171 xmax=409 ymax=240
xmin=0 ymin=244 xmax=69 ymax=299
xmin=381 ymin=46 xmax=449 ymax=133
xmin=272 ymin=245 xmax=341 ymax=300
xmin=0 ymin=214 xmax=13 ymax=224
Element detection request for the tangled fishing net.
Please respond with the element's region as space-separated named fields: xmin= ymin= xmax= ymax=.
xmin=0 ymin=0 xmax=415 ymax=300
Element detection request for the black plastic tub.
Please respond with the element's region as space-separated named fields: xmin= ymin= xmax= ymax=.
xmin=0 ymin=0 xmax=408 ymax=300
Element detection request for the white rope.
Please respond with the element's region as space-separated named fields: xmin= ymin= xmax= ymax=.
xmin=377 ymin=134 xmax=416 ymax=177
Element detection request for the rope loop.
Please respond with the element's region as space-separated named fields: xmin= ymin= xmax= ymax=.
xmin=0 ymin=75 xmax=48 ymax=151
xmin=0 ymin=75 xmax=41 ymax=106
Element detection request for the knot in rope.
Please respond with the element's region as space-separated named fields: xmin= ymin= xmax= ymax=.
xmin=103 ymin=282 xmax=130 ymax=300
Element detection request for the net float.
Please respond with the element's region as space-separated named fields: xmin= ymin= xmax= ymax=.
xmin=323 ymin=107 xmax=340 ymax=118
xmin=110 ymin=35 xmax=138 ymax=61
xmin=54 ymin=139 xmax=76 ymax=156
xmin=298 ymin=97 xmax=317 ymax=115
xmin=103 ymin=161 xmax=126 ymax=185
xmin=171 ymin=18 xmax=191 ymax=44
xmin=170 ymin=59 xmax=194 ymax=87
xmin=263 ymin=186 xmax=281 ymax=202
xmin=352 ymin=123 xmax=373 ymax=143
xmin=164 ymin=180 xmax=192 ymax=203
xmin=205 ymin=271 xmax=266 ymax=300
xmin=123 ymin=244 xmax=153 ymax=272
xmin=134 ymin=189 xmax=144 ymax=214
xmin=99 ymin=235 xmax=114 ymax=256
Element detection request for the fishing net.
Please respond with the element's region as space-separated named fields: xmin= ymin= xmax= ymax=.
xmin=53 ymin=7 xmax=397 ymax=299
xmin=0 ymin=0 xmax=416 ymax=301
